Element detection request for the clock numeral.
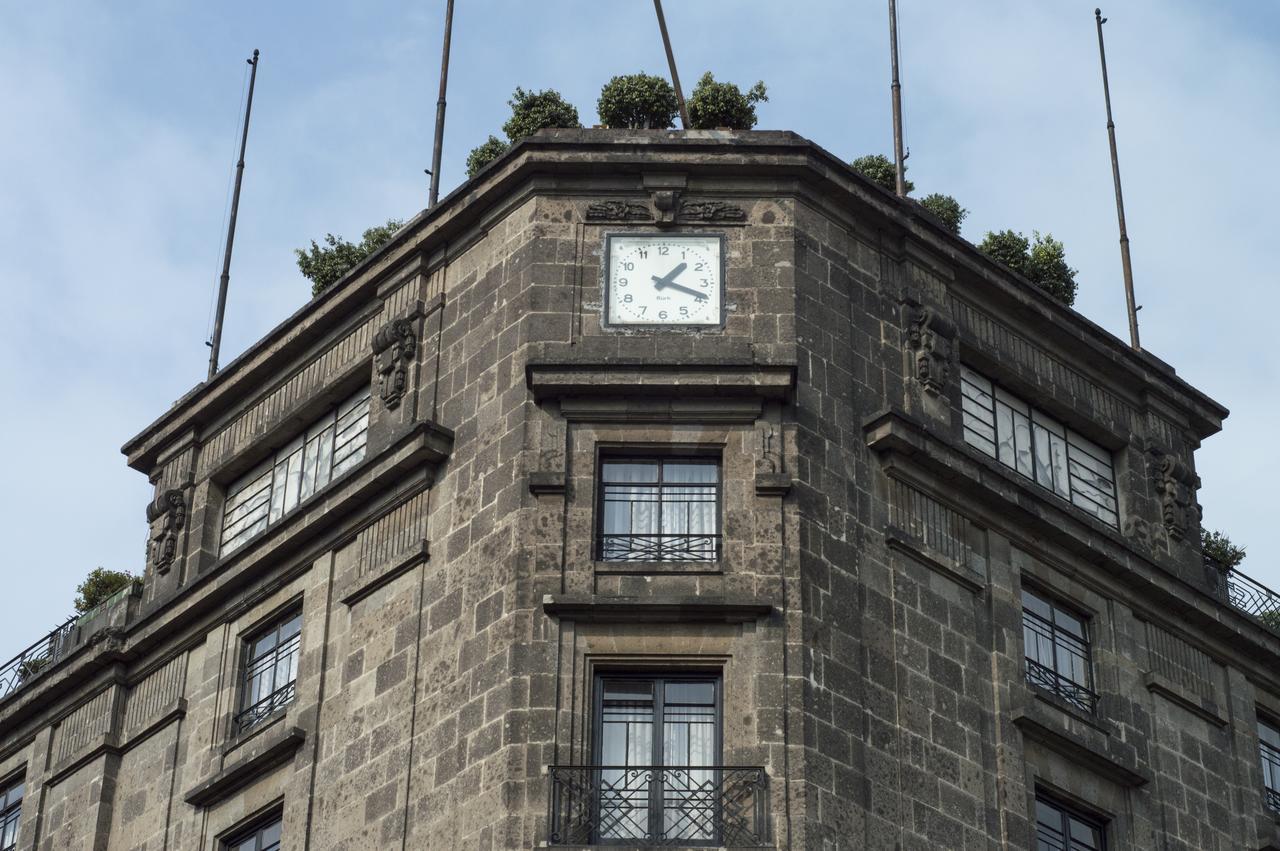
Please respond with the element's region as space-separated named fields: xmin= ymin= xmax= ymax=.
xmin=622 ymin=294 xmax=633 ymax=303
xmin=658 ymin=310 xmax=668 ymax=320
xmin=638 ymin=306 xmax=647 ymax=315
xmin=679 ymin=306 xmax=689 ymax=317
xmin=699 ymin=279 xmax=709 ymax=288
xmin=681 ymin=250 xmax=687 ymax=259
xmin=694 ymin=262 xmax=704 ymax=271
xmin=618 ymin=278 xmax=628 ymax=286
xmin=637 ymin=249 xmax=648 ymax=259
xmin=658 ymin=246 xmax=669 ymax=256
xmin=623 ymin=261 xmax=634 ymax=271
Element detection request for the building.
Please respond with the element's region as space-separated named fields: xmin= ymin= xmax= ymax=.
xmin=0 ymin=129 xmax=1277 ymax=850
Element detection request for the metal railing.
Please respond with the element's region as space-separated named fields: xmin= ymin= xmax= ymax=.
xmin=1262 ymin=742 xmax=1280 ymax=813
xmin=548 ymin=765 xmax=769 ymax=847
xmin=0 ymin=616 xmax=78 ymax=700
xmin=1024 ymin=657 xmax=1099 ymax=715
xmin=599 ymin=534 xmax=720 ymax=563
xmin=1219 ymin=565 xmax=1280 ymax=634
xmin=233 ymin=680 xmax=297 ymax=734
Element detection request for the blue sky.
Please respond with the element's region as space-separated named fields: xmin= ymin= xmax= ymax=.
xmin=0 ymin=0 xmax=1276 ymax=656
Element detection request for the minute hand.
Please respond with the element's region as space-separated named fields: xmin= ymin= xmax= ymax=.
xmin=652 ymin=278 xmax=709 ymax=300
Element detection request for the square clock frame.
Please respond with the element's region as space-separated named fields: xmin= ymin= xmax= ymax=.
xmin=603 ymin=233 xmax=726 ymax=328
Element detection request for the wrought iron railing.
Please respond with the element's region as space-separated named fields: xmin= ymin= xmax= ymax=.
xmin=233 ymin=680 xmax=297 ymax=734
xmin=1217 ymin=564 xmax=1280 ymax=634
xmin=1024 ymin=657 xmax=1099 ymax=715
xmin=0 ymin=616 xmax=78 ymax=700
xmin=548 ymin=765 xmax=769 ymax=847
xmin=599 ymin=534 xmax=720 ymax=563
xmin=1262 ymin=742 xmax=1280 ymax=812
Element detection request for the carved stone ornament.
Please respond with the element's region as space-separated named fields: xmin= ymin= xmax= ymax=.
xmin=756 ymin=422 xmax=781 ymax=474
xmin=679 ymin=200 xmax=747 ymax=223
xmin=1155 ymin=453 xmax=1200 ymax=543
xmin=904 ymin=304 xmax=956 ymax=395
xmin=373 ymin=318 xmax=418 ymax=410
xmin=146 ymin=489 xmax=187 ymax=574
xmin=651 ymin=190 xmax=680 ymax=226
xmin=1122 ymin=516 xmax=1153 ymax=552
xmin=585 ymin=200 xmax=651 ymax=222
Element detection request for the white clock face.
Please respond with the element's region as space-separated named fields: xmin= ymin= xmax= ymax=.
xmin=605 ymin=234 xmax=723 ymax=326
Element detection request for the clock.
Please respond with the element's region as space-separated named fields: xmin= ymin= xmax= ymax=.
xmin=604 ymin=234 xmax=724 ymax=327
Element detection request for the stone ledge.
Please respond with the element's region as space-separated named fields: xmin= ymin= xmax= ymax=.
xmin=528 ymin=471 xmax=567 ymax=495
xmin=593 ymin=560 xmax=723 ymax=577
xmin=1256 ymin=811 xmax=1280 ymax=850
xmin=184 ymin=725 xmax=306 ymax=808
xmin=46 ymin=731 xmax=121 ymax=787
xmin=122 ymin=697 xmax=188 ymax=752
xmin=754 ymin=472 xmax=792 ymax=497
xmin=542 ymin=594 xmax=772 ymax=624
xmin=1142 ymin=671 xmax=1228 ymax=728
xmin=339 ymin=539 xmax=430 ymax=607
xmin=528 ymin=363 xmax=795 ymax=403
xmin=884 ymin=524 xmax=985 ymax=593
xmin=1012 ymin=693 xmax=1149 ymax=788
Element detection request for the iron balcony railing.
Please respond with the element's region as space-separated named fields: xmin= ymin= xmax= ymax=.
xmin=598 ymin=534 xmax=720 ymax=563
xmin=1024 ymin=657 xmax=1099 ymax=715
xmin=233 ymin=680 xmax=297 ymax=735
xmin=548 ymin=765 xmax=769 ymax=847
xmin=1215 ymin=563 xmax=1280 ymax=634
xmin=0 ymin=616 xmax=78 ymax=700
xmin=1262 ymin=742 xmax=1280 ymax=813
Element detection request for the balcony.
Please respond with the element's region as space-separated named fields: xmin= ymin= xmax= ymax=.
xmin=547 ymin=765 xmax=769 ymax=847
xmin=1263 ymin=742 xmax=1280 ymax=812
xmin=1213 ymin=561 xmax=1280 ymax=635
xmin=0 ymin=616 xmax=78 ymax=700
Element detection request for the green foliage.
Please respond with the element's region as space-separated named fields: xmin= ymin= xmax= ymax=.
xmin=978 ymin=229 xmax=1078 ymax=306
xmin=74 ymin=567 xmax=136 ymax=614
xmin=502 ymin=87 xmax=581 ymax=142
xmin=1201 ymin=528 xmax=1246 ymax=570
xmin=851 ymin=153 xmax=914 ymax=194
xmin=296 ymin=219 xmax=405 ymax=297
xmin=687 ymin=72 xmax=768 ymax=130
xmin=920 ymin=193 xmax=967 ymax=236
xmin=466 ymin=135 xmax=509 ymax=177
xmin=597 ymin=73 xmax=679 ymax=129
xmin=1259 ymin=610 xmax=1280 ymax=633
xmin=17 ymin=656 xmax=49 ymax=680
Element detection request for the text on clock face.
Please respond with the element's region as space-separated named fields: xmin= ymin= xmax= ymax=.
xmin=606 ymin=236 xmax=723 ymax=325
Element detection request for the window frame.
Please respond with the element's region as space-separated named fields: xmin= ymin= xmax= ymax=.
xmin=960 ymin=366 xmax=1119 ymax=528
xmin=593 ymin=452 xmax=723 ymax=564
xmin=1260 ymin=716 xmax=1280 ymax=812
xmin=1034 ymin=792 xmax=1106 ymax=851
xmin=219 ymin=385 xmax=372 ymax=557
xmin=1021 ymin=586 xmax=1099 ymax=715
xmin=590 ymin=671 xmax=725 ymax=846
xmin=0 ymin=778 xmax=22 ymax=851
xmin=233 ymin=610 xmax=303 ymax=736
xmin=222 ymin=813 xmax=283 ymax=851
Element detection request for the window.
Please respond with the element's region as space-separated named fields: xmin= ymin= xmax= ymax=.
xmin=597 ymin=457 xmax=719 ymax=562
xmin=1035 ymin=794 xmax=1105 ymax=851
xmin=0 ymin=780 xmax=21 ymax=851
xmin=960 ymin=367 xmax=1118 ymax=528
xmin=594 ymin=675 xmax=721 ymax=844
xmin=221 ymin=386 xmax=371 ymax=555
xmin=234 ymin=612 xmax=302 ymax=735
xmin=1260 ymin=719 xmax=1280 ymax=811
xmin=225 ymin=816 xmax=282 ymax=851
xmin=1023 ymin=588 xmax=1097 ymax=714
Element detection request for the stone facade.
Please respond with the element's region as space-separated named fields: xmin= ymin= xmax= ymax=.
xmin=0 ymin=130 xmax=1277 ymax=850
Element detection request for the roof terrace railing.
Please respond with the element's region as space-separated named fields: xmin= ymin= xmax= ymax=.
xmin=0 ymin=616 xmax=78 ymax=700
xmin=1207 ymin=557 xmax=1280 ymax=635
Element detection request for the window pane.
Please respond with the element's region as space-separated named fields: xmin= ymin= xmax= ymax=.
xmin=601 ymin=461 xmax=659 ymax=483
xmin=1260 ymin=720 xmax=1280 ymax=749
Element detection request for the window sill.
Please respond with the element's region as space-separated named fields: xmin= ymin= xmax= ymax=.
xmin=1012 ymin=687 xmax=1149 ymax=788
xmin=594 ymin=560 xmax=722 ymax=576
xmin=224 ymin=706 xmax=290 ymax=758
xmin=185 ymin=723 xmax=306 ymax=808
xmin=542 ymin=594 xmax=772 ymax=624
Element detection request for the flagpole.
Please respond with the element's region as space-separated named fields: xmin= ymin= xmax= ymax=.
xmin=888 ymin=0 xmax=907 ymax=197
xmin=1095 ymin=8 xmax=1141 ymax=350
xmin=428 ymin=0 xmax=455 ymax=207
xmin=653 ymin=0 xmax=690 ymax=129
xmin=208 ymin=49 xmax=260 ymax=381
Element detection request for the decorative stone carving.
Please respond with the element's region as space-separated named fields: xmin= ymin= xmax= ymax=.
xmin=756 ymin=422 xmax=780 ymax=474
xmin=1122 ymin=516 xmax=1153 ymax=552
xmin=680 ymin=200 xmax=747 ymax=223
xmin=585 ymin=200 xmax=651 ymax=222
xmin=373 ymin=318 xmax=418 ymax=410
xmin=651 ymin=190 xmax=680 ymax=226
xmin=146 ymin=489 xmax=187 ymax=574
xmin=904 ymin=304 xmax=955 ymax=395
xmin=1155 ymin=453 xmax=1200 ymax=542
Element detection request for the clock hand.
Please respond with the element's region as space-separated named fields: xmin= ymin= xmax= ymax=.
xmin=661 ymin=280 xmax=709 ymax=300
xmin=650 ymin=262 xmax=688 ymax=289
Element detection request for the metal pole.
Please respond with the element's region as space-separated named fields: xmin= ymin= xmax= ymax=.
xmin=653 ymin=0 xmax=690 ymax=129
xmin=428 ymin=0 xmax=455 ymax=207
xmin=888 ymin=0 xmax=907 ymax=197
xmin=1095 ymin=9 xmax=1141 ymax=350
xmin=208 ymin=49 xmax=260 ymax=381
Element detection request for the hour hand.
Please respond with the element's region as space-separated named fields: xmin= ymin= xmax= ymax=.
xmin=650 ymin=262 xmax=688 ymax=289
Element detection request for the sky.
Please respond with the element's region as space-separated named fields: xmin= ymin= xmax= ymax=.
xmin=0 ymin=0 xmax=1276 ymax=658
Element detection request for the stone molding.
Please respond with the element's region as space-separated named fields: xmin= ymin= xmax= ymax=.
xmin=1012 ymin=694 xmax=1149 ymax=788
xmin=339 ymin=539 xmax=430 ymax=607
xmin=542 ymin=594 xmax=772 ymax=624
xmin=1141 ymin=671 xmax=1227 ymax=727
xmin=184 ymin=724 xmax=306 ymax=808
